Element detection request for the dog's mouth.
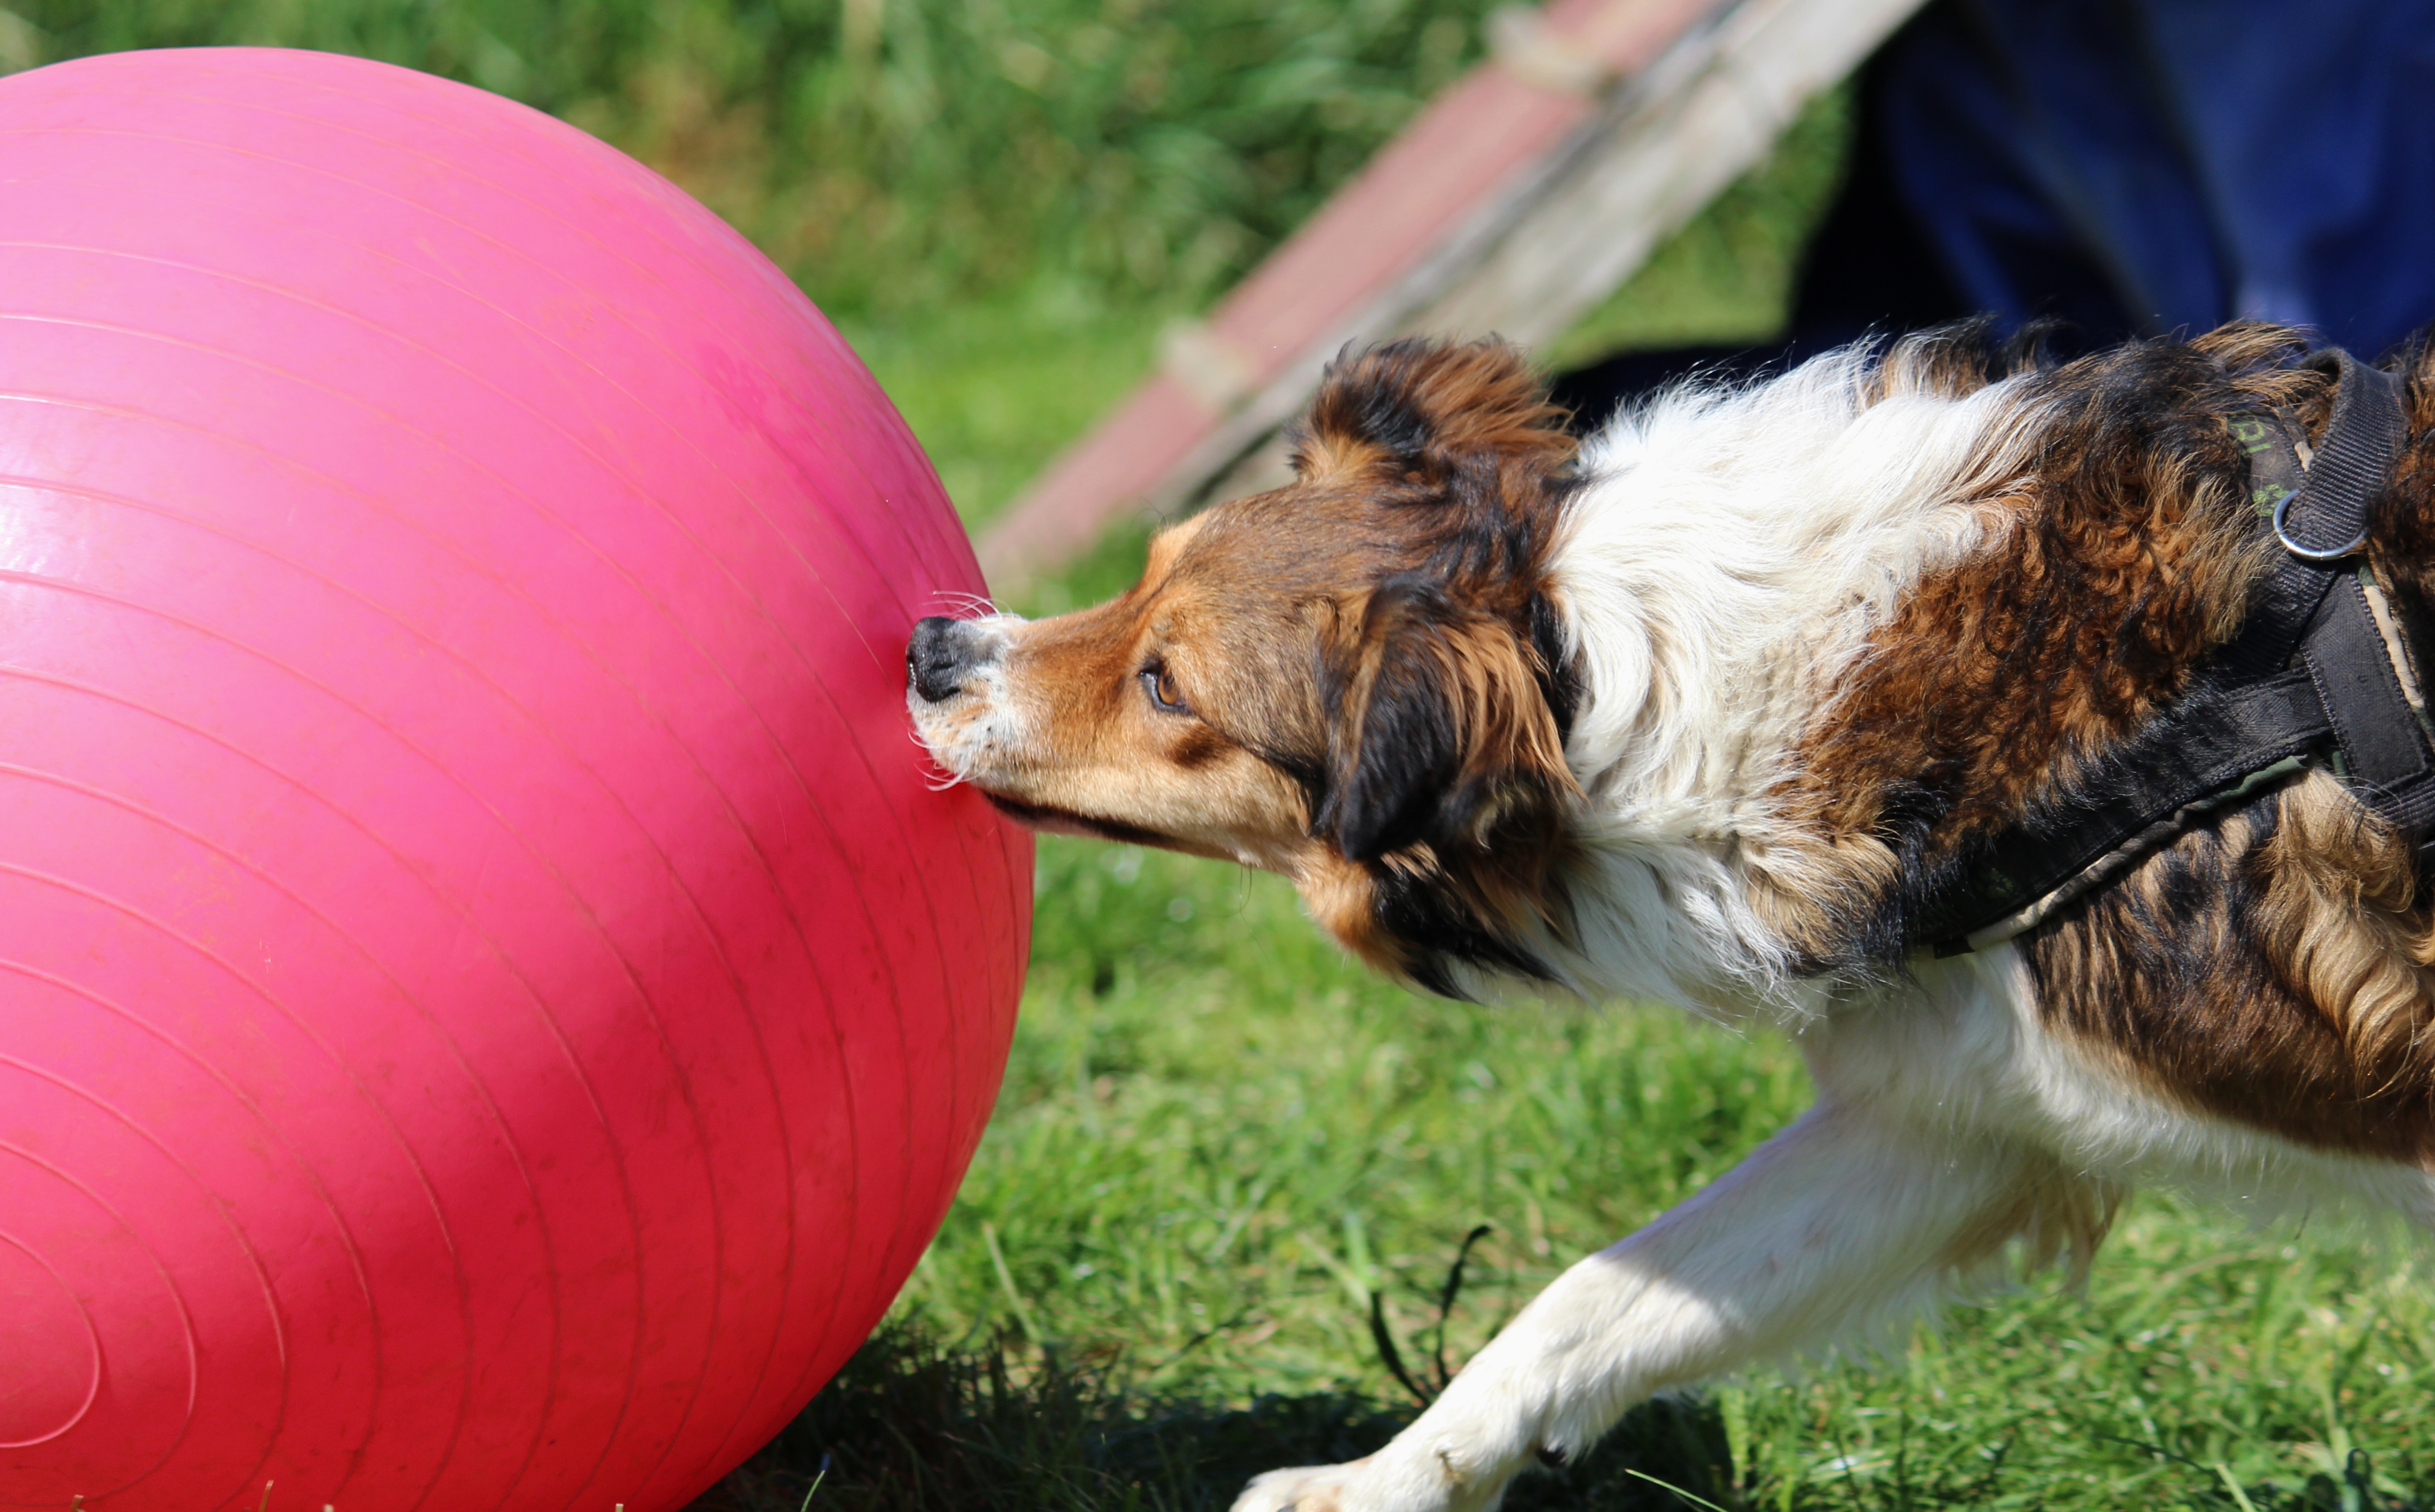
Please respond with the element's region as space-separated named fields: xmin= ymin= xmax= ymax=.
xmin=982 ymin=792 xmax=1171 ymax=848
xmin=981 ymin=792 xmax=1242 ymax=863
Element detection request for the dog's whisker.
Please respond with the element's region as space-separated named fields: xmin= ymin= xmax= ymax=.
xmin=926 ymin=589 xmax=1000 ymax=619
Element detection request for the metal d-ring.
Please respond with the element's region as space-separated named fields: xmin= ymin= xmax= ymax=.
xmin=2273 ymin=489 xmax=2369 ymax=562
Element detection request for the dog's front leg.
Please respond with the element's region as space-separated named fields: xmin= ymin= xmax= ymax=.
xmin=1231 ymin=1103 xmax=2057 ymax=1512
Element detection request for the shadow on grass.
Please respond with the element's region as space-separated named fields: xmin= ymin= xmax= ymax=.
xmin=688 ymin=1322 xmax=1739 ymax=1512
xmin=691 ymin=1324 xmax=2435 ymax=1511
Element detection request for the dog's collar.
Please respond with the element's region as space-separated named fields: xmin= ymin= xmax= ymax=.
xmin=1916 ymin=348 xmax=2422 ymax=955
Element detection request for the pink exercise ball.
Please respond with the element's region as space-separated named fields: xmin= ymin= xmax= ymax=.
xmin=0 ymin=48 xmax=1030 ymax=1511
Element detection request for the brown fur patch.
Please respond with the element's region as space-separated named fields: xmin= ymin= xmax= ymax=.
xmin=1780 ymin=326 xmax=2330 ymax=963
xmin=1287 ymin=343 xmax=1588 ymax=990
xmin=2021 ymin=340 xmax=2435 ymax=1160
xmin=1296 ymin=338 xmax=1579 ymax=487
xmin=2025 ymin=777 xmax=2435 ymax=1159
xmin=2363 ymin=336 xmax=2435 ymax=692
xmin=1780 ymin=327 xmax=2435 ymax=1157
xmin=1317 ymin=580 xmax=1575 ymax=859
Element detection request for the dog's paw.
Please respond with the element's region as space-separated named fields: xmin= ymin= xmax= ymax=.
xmin=1228 ymin=1454 xmax=1504 ymax=1512
xmin=1227 ymin=1461 xmax=1367 ymax=1512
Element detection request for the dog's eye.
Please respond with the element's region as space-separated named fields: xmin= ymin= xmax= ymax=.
xmin=1140 ymin=663 xmax=1190 ymax=715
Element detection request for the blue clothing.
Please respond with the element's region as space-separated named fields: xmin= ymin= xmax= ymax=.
xmin=1879 ymin=0 xmax=2435 ymax=357
xmin=1551 ymin=0 xmax=2435 ymax=425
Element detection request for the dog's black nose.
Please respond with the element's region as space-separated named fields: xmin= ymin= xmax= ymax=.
xmin=907 ymin=616 xmax=977 ymax=704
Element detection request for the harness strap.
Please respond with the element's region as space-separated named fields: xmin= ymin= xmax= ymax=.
xmin=2275 ymin=356 xmax=2435 ymax=848
xmin=1916 ymin=348 xmax=2422 ymax=954
xmin=2307 ymin=575 xmax=2435 ymax=822
xmin=2237 ymin=350 xmax=2435 ymax=822
xmin=1917 ymin=669 xmax=2333 ymax=951
xmin=2220 ymin=349 xmax=2405 ymax=680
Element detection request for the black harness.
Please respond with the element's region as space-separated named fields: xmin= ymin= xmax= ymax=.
xmin=1916 ymin=349 xmax=2429 ymax=954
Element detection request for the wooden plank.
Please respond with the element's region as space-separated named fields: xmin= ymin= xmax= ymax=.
xmin=1415 ymin=0 xmax=1924 ymax=345
xmin=978 ymin=0 xmax=1927 ymax=593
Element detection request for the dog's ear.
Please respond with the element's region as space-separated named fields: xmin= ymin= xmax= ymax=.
xmin=1315 ymin=578 xmax=1576 ymax=863
xmin=1292 ymin=338 xmax=1575 ymax=484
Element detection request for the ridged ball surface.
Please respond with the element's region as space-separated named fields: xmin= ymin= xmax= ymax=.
xmin=0 ymin=48 xmax=1030 ymax=1512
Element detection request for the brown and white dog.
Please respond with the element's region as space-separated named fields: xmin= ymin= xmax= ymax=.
xmin=907 ymin=325 xmax=2435 ymax=1512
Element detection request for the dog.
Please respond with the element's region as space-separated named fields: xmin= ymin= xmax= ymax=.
xmin=907 ymin=324 xmax=2435 ymax=1512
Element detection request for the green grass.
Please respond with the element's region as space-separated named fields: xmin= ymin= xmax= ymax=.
xmin=9 ymin=0 xmax=1512 ymax=317
xmin=835 ymin=293 xmax=1170 ymax=531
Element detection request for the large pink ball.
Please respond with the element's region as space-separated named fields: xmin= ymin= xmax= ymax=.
xmin=0 ymin=48 xmax=1029 ymax=1511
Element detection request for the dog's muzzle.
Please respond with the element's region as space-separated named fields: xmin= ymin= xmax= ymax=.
xmin=907 ymin=615 xmax=988 ymax=704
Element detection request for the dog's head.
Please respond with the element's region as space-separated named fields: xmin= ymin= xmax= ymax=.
xmin=909 ymin=340 xmax=1585 ymax=994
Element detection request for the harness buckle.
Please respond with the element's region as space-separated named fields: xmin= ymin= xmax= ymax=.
xmin=2272 ymin=488 xmax=2369 ymax=562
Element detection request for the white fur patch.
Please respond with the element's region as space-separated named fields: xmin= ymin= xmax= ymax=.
xmin=1537 ymin=346 xmax=2041 ymax=1013
xmin=906 ymin=612 xmax=1029 ymax=785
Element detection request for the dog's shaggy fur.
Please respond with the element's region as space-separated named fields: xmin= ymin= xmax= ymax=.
xmin=907 ymin=324 xmax=2435 ymax=1512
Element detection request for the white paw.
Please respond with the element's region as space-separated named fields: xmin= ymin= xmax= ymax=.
xmin=1227 ymin=1455 xmax=1502 ymax=1512
xmin=1230 ymin=1461 xmax=1363 ymax=1512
